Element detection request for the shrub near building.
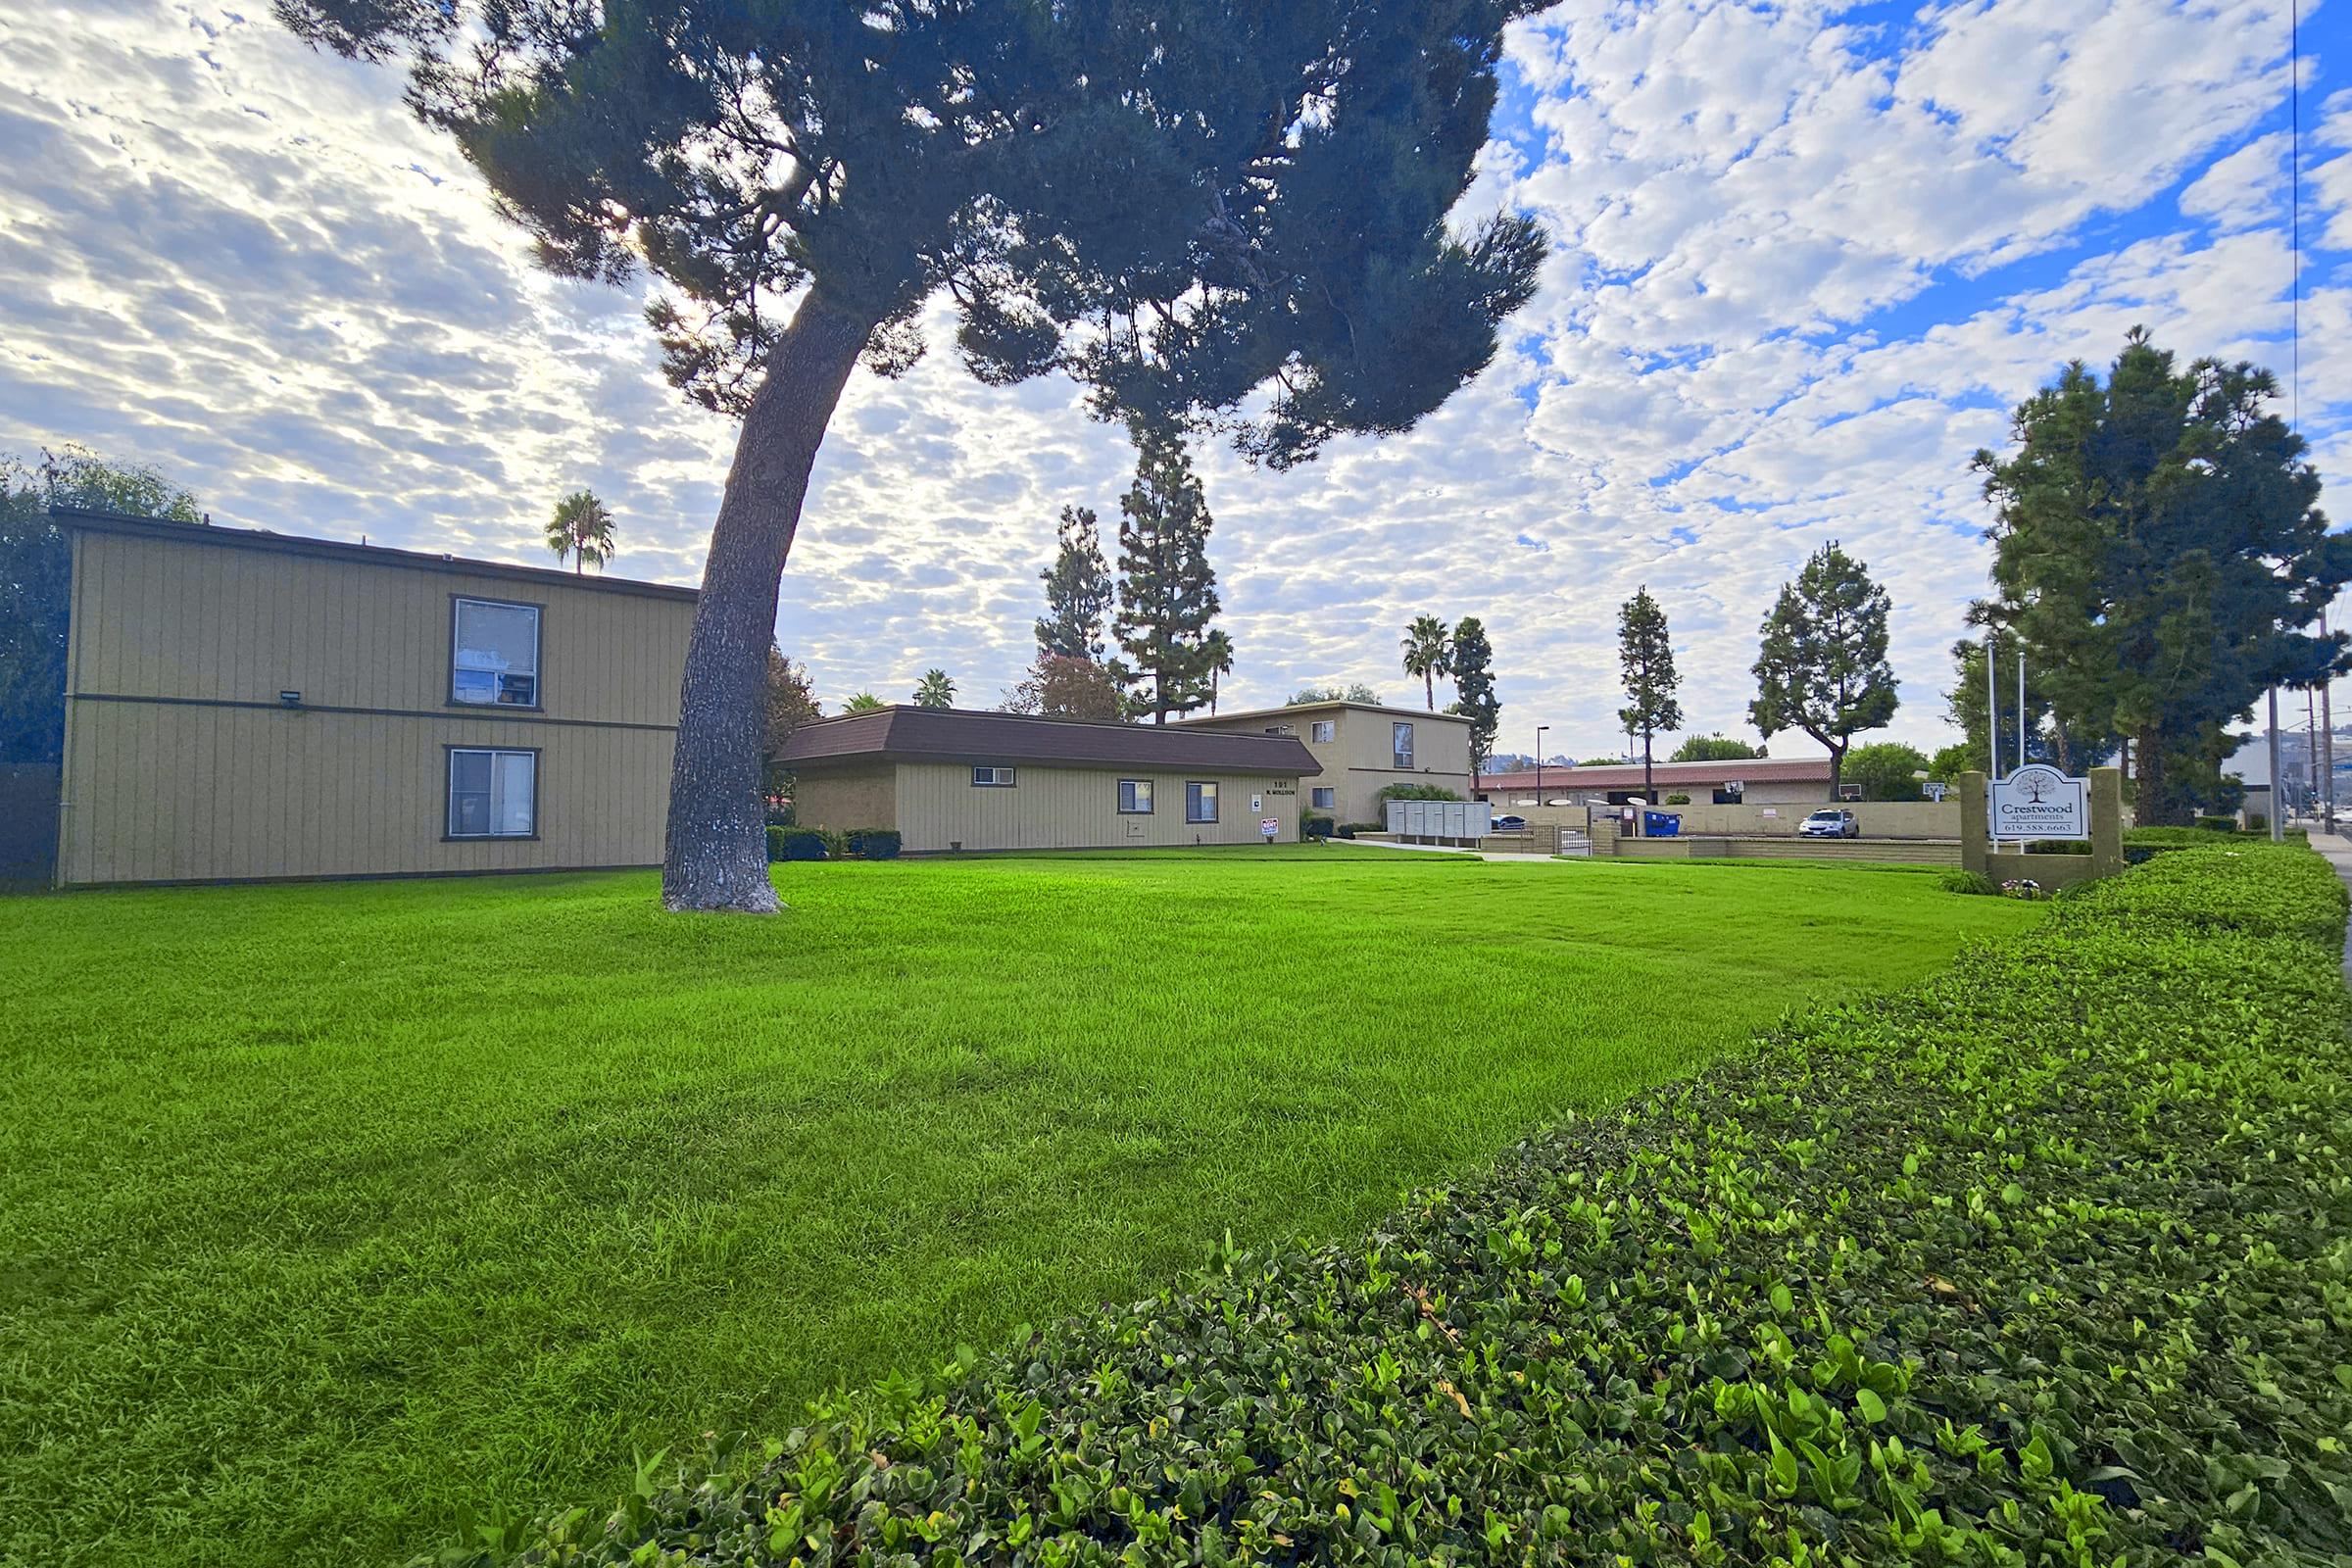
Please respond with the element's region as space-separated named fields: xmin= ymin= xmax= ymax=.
xmin=467 ymin=846 xmax=2351 ymax=1568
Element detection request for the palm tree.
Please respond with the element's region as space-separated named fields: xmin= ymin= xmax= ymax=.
xmin=545 ymin=490 xmax=615 ymax=573
xmin=1201 ymin=630 xmax=1235 ymax=714
xmin=912 ymin=669 xmax=956 ymax=708
xmin=843 ymin=692 xmax=885 ymax=711
xmin=1400 ymin=614 xmax=1452 ymax=710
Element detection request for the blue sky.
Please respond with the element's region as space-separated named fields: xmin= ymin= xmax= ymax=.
xmin=1 ymin=0 xmax=2346 ymax=760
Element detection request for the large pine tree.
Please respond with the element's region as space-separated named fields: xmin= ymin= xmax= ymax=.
xmin=1036 ymin=506 xmax=1113 ymax=663
xmin=279 ymin=0 xmax=1551 ymax=911
xmin=1111 ymin=427 xmax=1222 ymax=725
xmin=1974 ymin=328 xmax=2347 ymax=825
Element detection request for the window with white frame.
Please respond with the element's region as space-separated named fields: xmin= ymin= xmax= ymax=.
xmin=971 ymin=765 xmax=1017 ymax=787
xmin=1309 ymin=719 xmax=1336 ymax=744
xmin=1185 ymin=780 xmax=1218 ymax=823
xmin=1310 ymin=786 xmax=1336 ymax=810
xmin=1118 ymin=778 xmax=1153 ymax=813
xmin=447 ymin=748 xmax=537 ymax=838
xmin=451 ymin=597 xmax=541 ymax=708
xmin=1392 ymin=721 xmax=1415 ymax=769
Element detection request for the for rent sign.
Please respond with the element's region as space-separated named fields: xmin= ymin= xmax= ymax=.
xmin=1989 ymin=763 xmax=2088 ymax=840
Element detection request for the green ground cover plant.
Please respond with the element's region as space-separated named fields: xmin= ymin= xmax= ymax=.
xmin=458 ymin=846 xmax=2349 ymax=1567
xmin=0 ymin=856 xmax=2029 ymax=1567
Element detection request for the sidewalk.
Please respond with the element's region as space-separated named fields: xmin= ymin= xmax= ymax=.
xmin=2302 ymin=829 xmax=2352 ymax=981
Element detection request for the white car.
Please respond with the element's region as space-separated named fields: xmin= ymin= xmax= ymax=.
xmin=1797 ymin=808 xmax=1859 ymax=839
xmin=1490 ymin=813 xmax=1529 ymax=831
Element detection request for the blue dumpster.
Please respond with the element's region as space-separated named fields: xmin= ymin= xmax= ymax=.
xmin=1642 ymin=810 xmax=1681 ymax=838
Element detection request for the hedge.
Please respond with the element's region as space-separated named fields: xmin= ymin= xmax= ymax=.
xmin=443 ymin=845 xmax=2351 ymax=1568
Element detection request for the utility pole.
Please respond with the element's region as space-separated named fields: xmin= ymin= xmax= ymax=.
xmin=1535 ymin=724 xmax=1548 ymax=804
xmin=2305 ymin=687 xmax=2320 ymax=823
xmin=2269 ymin=689 xmax=2284 ymax=843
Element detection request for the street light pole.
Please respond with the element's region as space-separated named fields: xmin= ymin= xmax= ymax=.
xmin=2269 ymin=688 xmax=2284 ymax=843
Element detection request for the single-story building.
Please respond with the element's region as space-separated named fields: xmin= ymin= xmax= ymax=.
xmin=41 ymin=508 xmax=696 ymax=886
xmin=782 ymin=706 xmax=1320 ymax=852
xmin=1475 ymin=756 xmax=1834 ymax=808
xmin=1175 ymin=699 xmax=1471 ymax=824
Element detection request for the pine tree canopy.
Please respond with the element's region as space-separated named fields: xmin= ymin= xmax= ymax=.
xmin=1973 ymin=327 xmax=2348 ymax=823
xmin=280 ymin=0 xmax=1548 ymax=460
xmin=1037 ymin=506 xmax=1114 ymax=662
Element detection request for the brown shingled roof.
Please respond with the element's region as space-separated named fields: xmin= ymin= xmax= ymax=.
xmin=780 ymin=706 xmax=1322 ymax=776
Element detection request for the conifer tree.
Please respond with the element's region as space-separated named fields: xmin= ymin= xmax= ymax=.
xmin=1111 ymin=427 xmax=1222 ymax=725
xmin=1617 ymin=587 xmax=1682 ymax=804
xmin=1036 ymin=506 xmax=1114 ymax=663
xmin=1974 ymin=328 xmax=2348 ymax=824
xmin=279 ymin=0 xmax=1550 ymax=911
xmin=1446 ymin=616 xmax=1500 ymax=775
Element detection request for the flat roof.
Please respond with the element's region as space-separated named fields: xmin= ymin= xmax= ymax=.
xmin=781 ymin=706 xmax=1323 ymax=776
xmin=1177 ymin=699 xmax=1471 ymax=728
xmin=1476 ymin=757 xmax=1831 ymax=791
xmin=54 ymin=507 xmax=701 ymax=604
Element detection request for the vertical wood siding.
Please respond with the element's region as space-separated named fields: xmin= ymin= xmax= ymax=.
xmin=887 ymin=763 xmax=1299 ymax=853
xmin=59 ymin=529 xmax=693 ymax=885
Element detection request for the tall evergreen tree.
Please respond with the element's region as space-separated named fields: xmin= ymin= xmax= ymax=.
xmin=1400 ymin=614 xmax=1453 ymax=710
xmin=1974 ymin=328 xmax=2347 ymax=825
xmin=281 ymin=0 xmax=1550 ymax=911
xmin=1446 ymin=615 xmax=1500 ymax=776
xmin=1616 ymin=586 xmax=1682 ymax=803
xmin=1749 ymin=543 xmax=1898 ymax=799
xmin=1036 ymin=506 xmax=1113 ymax=662
xmin=1111 ymin=427 xmax=1222 ymax=725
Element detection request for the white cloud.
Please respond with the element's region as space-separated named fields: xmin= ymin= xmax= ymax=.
xmin=0 ymin=0 xmax=2342 ymax=760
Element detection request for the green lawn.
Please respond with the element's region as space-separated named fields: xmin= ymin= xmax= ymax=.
xmin=0 ymin=853 xmax=2033 ymax=1567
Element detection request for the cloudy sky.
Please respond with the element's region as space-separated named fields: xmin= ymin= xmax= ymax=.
xmin=3 ymin=0 xmax=2346 ymax=761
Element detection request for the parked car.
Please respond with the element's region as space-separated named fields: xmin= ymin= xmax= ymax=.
xmin=1797 ymin=808 xmax=1859 ymax=839
xmin=1490 ymin=813 xmax=1529 ymax=832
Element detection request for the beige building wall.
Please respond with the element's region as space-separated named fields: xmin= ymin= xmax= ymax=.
xmin=58 ymin=523 xmax=693 ymax=885
xmin=1182 ymin=703 xmax=1470 ymax=824
xmin=790 ymin=764 xmax=899 ymax=833
xmin=828 ymin=762 xmax=1301 ymax=852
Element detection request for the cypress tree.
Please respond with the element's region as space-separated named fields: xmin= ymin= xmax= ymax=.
xmin=1111 ymin=427 xmax=1221 ymax=725
xmin=1616 ymin=586 xmax=1682 ymax=803
xmin=1446 ymin=616 xmax=1500 ymax=775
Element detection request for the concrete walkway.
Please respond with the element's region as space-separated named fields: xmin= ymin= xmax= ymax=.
xmin=2304 ymin=829 xmax=2352 ymax=981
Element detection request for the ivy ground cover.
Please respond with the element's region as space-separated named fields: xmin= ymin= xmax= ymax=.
xmin=457 ymin=846 xmax=2351 ymax=1568
xmin=0 ymin=853 xmax=2030 ymax=1567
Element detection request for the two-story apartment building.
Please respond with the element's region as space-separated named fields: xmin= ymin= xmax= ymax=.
xmin=47 ymin=509 xmax=695 ymax=886
xmin=1175 ymin=700 xmax=1474 ymax=824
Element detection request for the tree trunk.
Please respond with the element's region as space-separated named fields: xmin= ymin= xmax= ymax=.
xmin=1642 ymin=732 xmax=1653 ymax=804
xmin=1826 ymin=742 xmax=1845 ymax=802
xmin=2134 ymin=725 xmax=2189 ymax=827
xmin=1425 ymin=670 xmax=1435 ymax=710
xmin=662 ymin=291 xmax=876 ymax=912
